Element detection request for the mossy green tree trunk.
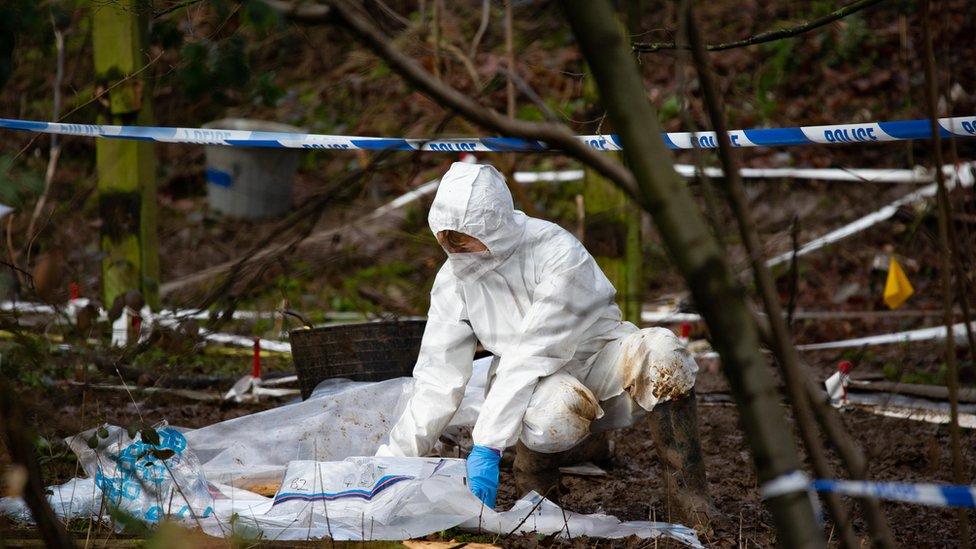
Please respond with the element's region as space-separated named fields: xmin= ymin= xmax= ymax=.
xmin=583 ymin=161 xmax=643 ymax=323
xmin=92 ymin=0 xmax=159 ymax=308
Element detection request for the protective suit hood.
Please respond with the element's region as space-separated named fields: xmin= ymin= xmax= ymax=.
xmin=428 ymin=162 xmax=526 ymax=281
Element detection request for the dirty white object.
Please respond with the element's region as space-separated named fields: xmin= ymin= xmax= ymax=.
xmin=517 ymin=327 xmax=700 ymax=453
xmin=799 ymin=321 xmax=976 ymax=351
xmin=558 ymin=462 xmax=608 ymax=477
xmin=187 ymin=377 xmax=413 ymax=488
xmin=463 ymin=491 xmax=703 ymax=547
xmin=380 ymin=163 xmax=695 ymax=457
xmin=2 ymin=453 xmax=700 ymax=546
xmin=223 ymin=375 xmax=301 ymax=402
xmin=828 ymin=389 xmax=976 ymax=429
xmin=0 ymin=477 xmax=99 ymax=524
xmin=766 ymin=162 xmax=974 ymax=267
xmin=1 ymin=374 xmax=701 ymax=545
xmin=0 ymin=203 xmax=12 ymax=221
xmin=824 ymin=370 xmax=849 ymax=407
xmin=110 ymin=308 xmax=130 ymax=347
xmin=641 ymin=310 xmax=703 ymax=324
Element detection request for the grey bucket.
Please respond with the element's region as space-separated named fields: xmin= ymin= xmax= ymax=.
xmin=202 ymin=119 xmax=304 ymax=219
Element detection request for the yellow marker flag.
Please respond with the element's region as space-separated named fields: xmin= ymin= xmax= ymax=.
xmin=884 ymin=256 xmax=915 ymax=309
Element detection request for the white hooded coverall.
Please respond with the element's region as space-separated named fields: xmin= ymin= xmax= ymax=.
xmin=377 ymin=163 xmax=698 ymax=456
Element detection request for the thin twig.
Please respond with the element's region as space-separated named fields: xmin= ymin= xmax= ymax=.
xmin=431 ymin=0 xmax=441 ymax=79
xmin=635 ymin=0 xmax=887 ymax=53
xmin=504 ymin=0 xmax=515 ymax=118
xmin=468 ymin=0 xmax=490 ymax=58
xmin=920 ymin=1 xmax=971 ymax=545
xmin=152 ymin=0 xmax=207 ymax=19
xmin=321 ymin=0 xmax=634 ymax=195
xmin=788 ymin=216 xmax=799 ymax=330
xmin=26 ymin=16 xmax=64 ymax=251
xmin=496 ymin=66 xmax=559 ymax=122
xmin=6 ymin=214 xmax=25 ymax=289
xmin=0 ymin=258 xmax=34 ymax=289
xmin=684 ymin=4 xmax=885 ymax=547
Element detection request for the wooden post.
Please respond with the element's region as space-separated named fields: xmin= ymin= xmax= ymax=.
xmin=92 ymin=0 xmax=159 ymax=309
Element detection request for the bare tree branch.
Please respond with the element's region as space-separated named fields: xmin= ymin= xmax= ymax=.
xmin=634 ymin=0 xmax=886 ymax=53
xmin=562 ymin=0 xmax=824 ymax=543
xmin=468 ymin=0 xmax=491 ymax=58
xmin=684 ymin=3 xmax=894 ymax=546
xmin=26 ymin=15 xmax=65 ymax=264
xmin=921 ymin=0 xmax=972 ymax=545
xmin=321 ymin=0 xmax=635 ymax=195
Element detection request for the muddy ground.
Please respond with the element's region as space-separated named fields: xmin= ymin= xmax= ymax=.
xmin=2 ymin=339 xmax=975 ymax=547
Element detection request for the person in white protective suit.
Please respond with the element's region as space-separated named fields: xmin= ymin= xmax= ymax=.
xmin=376 ymin=162 xmax=712 ymax=527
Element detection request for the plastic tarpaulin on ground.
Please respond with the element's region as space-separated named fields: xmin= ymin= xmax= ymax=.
xmin=0 ymin=358 xmax=701 ymax=546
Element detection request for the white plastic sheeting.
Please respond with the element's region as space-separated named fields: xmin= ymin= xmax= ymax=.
xmin=0 ymin=358 xmax=701 ymax=546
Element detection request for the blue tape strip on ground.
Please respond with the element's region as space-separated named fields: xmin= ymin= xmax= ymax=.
xmin=1 ymin=116 xmax=974 ymax=152
xmin=813 ymin=479 xmax=976 ymax=509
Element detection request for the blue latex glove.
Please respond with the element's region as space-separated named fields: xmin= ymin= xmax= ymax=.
xmin=466 ymin=445 xmax=501 ymax=508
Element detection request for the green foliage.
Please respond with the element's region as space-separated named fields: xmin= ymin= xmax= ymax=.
xmin=657 ymin=95 xmax=681 ymax=123
xmin=213 ymin=35 xmax=251 ymax=89
xmin=0 ymin=0 xmax=47 ymax=88
xmin=107 ymin=505 xmax=153 ymax=537
xmin=754 ymin=39 xmax=797 ymax=121
xmin=339 ymin=261 xmax=416 ymax=313
xmin=252 ymin=71 xmax=285 ymax=107
xmin=0 ymin=336 xmax=51 ymax=387
xmin=242 ymin=0 xmax=284 ymax=35
xmin=150 ymin=18 xmax=183 ymax=50
xmin=0 ymin=155 xmax=44 ymax=209
xmin=176 ymin=37 xmax=250 ymax=101
xmin=516 ymin=104 xmax=545 ymax=122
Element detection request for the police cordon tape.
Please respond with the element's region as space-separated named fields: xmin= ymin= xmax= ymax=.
xmin=2 ymin=115 xmax=976 ymax=151
xmin=761 ymin=471 xmax=976 ymax=509
xmin=813 ymin=479 xmax=976 ymax=509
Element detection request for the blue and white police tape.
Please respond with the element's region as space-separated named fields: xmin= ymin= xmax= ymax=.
xmin=760 ymin=471 xmax=976 ymax=509
xmin=2 ymin=115 xmax=975 ymax=151
xmin=813 ymin=479 xmax=976 ymax=509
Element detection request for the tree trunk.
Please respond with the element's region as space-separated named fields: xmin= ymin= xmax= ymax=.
xmin=562 ymin=1 xmax=823 ymax=546
xmin=92 ymin=0 xmax=159 ymax=309
xmin=582 ymin=4 xmax=643 ymax=325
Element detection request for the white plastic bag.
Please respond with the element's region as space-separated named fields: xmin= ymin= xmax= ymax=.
xmin=67 ymin=423 xmax=214 ymax=524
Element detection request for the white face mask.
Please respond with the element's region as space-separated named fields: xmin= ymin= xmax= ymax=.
xmin=447 ymin=250 xmax=494 ymax=280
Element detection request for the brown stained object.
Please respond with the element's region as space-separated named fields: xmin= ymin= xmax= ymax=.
xmin=646 ymin=389 xmax=718 ymax=533
xmin=31 ymin=249 xmax=64 ymax=303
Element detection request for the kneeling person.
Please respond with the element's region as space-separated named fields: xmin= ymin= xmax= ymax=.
xmin=376 ymin=162 xmax=710 ymax=525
